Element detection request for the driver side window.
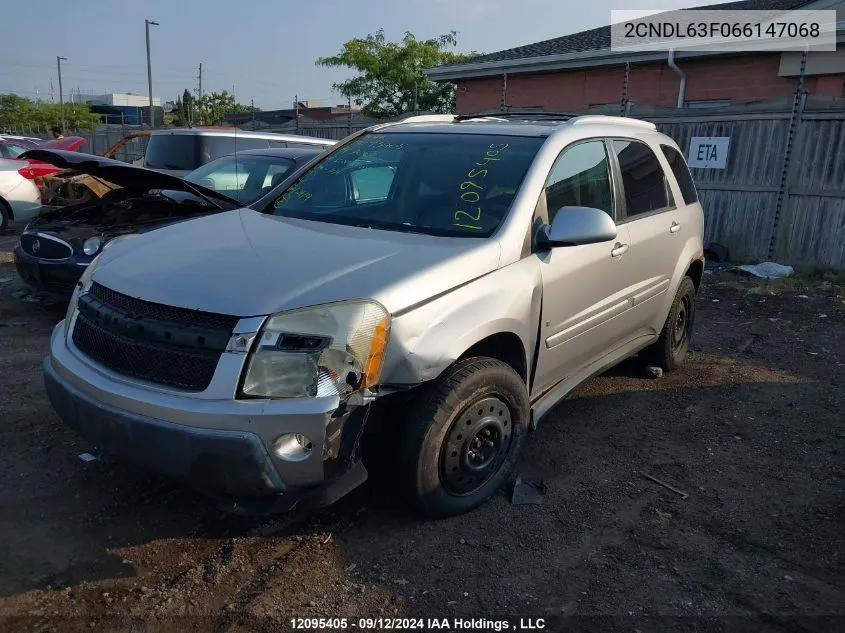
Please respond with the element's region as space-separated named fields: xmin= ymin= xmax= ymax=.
xmin=543 ymin=140 xmax=614 ymax=224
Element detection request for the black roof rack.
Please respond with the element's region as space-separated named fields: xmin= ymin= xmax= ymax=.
xmin=455 ymin=110 xmax=577 ymax=121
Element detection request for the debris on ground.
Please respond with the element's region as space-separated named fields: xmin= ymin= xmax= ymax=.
xmin=511 ymin=475 xmax=546 ymax=505
xmin=735 ymin=262 xmax=794 ymax=279
xmin=645 ymin=366 xmax=663 ymax=379
xmin=644 ymin=473 xmax=689 ymax=499
xmin=77 ymin=453 xmax=98 ymax=463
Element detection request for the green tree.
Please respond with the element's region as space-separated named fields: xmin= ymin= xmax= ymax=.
xmin=316 ymin=29 xmax=476 ymax=118
xmin=0 ymin=93 xmax=100 ymax=133
xmin=181 ymin=88 xmax=195 ymax=125
xmin=196 ymin=90 xmax=259 ymax=125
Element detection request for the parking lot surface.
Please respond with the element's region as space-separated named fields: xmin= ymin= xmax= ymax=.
xmin=1 ymin=234 xmax=843 ymax=632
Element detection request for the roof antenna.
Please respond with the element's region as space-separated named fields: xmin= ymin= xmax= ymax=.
xmin=233 ymin=85 xmax=239 ymax=203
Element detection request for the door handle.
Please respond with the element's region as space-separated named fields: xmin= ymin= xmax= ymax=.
xmin=611 ymin=242 xmax=629 ymax=257
xmin=670 ymin=221 xmax=682 ymax=234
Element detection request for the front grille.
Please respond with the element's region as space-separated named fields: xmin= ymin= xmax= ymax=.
xmin=19 ymin=233 xmax=73 ymax=261
xmin=88 ymin=282 xmax=238 ymax=331
xmin=72 ymin=283 xmax=240 ymax=391
xmin=39 ymin=266 xmax=80 ymax=294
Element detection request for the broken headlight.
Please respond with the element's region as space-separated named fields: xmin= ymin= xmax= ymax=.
xmin=241 ymin=300 xmax=390 ymax=399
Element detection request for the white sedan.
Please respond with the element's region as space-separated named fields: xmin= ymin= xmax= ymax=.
xmin=0 ymin=158 xmax=41 ymax=232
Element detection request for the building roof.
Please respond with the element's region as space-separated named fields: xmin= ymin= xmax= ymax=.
xmin=471 ymin=0 xmax=814 ymax=64
xmin=426 ymin=0 xmax=822 ymax=80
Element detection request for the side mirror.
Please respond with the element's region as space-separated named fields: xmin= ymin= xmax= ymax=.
xmin=537 ymin=206 xmax=617 ymax=249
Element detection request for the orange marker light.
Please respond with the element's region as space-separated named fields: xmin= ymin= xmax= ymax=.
xmin=361 ymin=318 xmax=389 ymax=388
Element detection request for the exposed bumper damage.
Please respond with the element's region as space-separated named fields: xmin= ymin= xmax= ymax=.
xmin=43 ymin=321 xmax=372 ymax=515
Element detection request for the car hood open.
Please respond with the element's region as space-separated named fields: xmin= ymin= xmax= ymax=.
xmin=18 ymin=149 xmax=239 ymax=206
xmin=92 ymin=209 xmax=502 ymax=316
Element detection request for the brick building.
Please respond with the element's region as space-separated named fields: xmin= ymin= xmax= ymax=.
xmin=426 ymin=0 xmax=845 ymax=113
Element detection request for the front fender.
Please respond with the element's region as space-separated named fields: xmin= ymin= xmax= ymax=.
xmin=380 ymin=257 xmax=542 ymax=386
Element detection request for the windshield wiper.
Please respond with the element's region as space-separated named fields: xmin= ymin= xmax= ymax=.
xmin=178 ymin=180 xmax=240 ymax=211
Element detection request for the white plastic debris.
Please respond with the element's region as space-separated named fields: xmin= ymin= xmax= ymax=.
xmin=736 ymin=262 xmax=794 ymax=279
xmin=645 ymin=366 xmax=664 ymax=379
xmin=77 ymin=452 xmax=98 ymax=463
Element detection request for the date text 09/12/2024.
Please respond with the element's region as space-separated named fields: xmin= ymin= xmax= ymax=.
xmin=289 ymin=617 xmax=547 ymax=631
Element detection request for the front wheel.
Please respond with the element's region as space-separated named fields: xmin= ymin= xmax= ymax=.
xmin=398 ymin=357 xmax=529 ymax=519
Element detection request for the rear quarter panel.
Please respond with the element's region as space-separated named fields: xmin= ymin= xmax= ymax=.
xmin=649 ymin=133 xmax=705 ymax=332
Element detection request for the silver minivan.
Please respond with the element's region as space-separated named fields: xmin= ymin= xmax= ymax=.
xmin=142 ymin=128 xmax=336 ymax=177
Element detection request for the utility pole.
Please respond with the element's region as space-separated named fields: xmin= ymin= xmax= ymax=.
xmin=56 ymin=56 xmax=67 ymax=131
xmin=294 ymin=94 xmax=300 ymax=134
xmin=197 ymin=63 xmax=203 ymax=125
xmin=251 ymin=98 xmax=255 ymax=126
xmin=145 ymin=19 xmax=159 ymax=128
xmin=348 ymin=93 xmax=353 ymax=135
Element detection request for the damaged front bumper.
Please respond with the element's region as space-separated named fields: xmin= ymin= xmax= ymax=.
xmin=43 ymin=321 xmax=370 ymax=515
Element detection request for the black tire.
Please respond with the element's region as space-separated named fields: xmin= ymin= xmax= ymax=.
xmin=398 ymin=357 xmax=530 ymax=519
xmin=0 ymin=199 xmax=10 ymax=234
xmin=642 ymin=276 xmax=697 ymax=371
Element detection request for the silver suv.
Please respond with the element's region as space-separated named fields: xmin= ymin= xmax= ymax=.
xmin=43 ymin=113 xmax=704 ymax=518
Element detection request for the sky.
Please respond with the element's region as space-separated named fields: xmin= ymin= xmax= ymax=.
xmin=0 ymin=0 xmax=706 ymax=111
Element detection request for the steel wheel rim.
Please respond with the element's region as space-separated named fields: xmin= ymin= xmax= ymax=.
xmin=672 ymin=295 xmax=691 ymax=351
xmin=439 ymin=396 xmax=513 ymax=496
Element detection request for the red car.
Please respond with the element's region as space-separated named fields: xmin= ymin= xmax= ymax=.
xmin=0 ymin=136 xmax=87 ymax=181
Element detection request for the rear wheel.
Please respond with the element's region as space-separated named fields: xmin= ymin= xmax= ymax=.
xmin=0 ymin=199 xmax=10 ymax=233
xmin=642 ymin=276 xmax=697 ymax=371
xmin=398 ymin=358 xmax=529 ymax=519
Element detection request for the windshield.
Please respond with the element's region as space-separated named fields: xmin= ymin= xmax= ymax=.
xmin=267 ymin=131 xmax=544 ymax=237
xmin=185 ymin=154 xmax=296 ymax=204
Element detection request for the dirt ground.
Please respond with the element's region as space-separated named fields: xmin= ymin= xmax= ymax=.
xmin=0 ymin=231 xmax=843 ymax=633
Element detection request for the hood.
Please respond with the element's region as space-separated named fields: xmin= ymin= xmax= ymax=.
xmin=150 ymin=167 xmax=191 ymax=178
xmin=93 ymin=209 xmax=502 ymax=316
xmin=18 ymin=149 xmax=238 ymax=206
xmin=38 ymin=136 xmax=86 ymax=152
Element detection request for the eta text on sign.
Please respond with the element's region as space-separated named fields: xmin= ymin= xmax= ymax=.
xmin=688 ymin=136 xmax=730 ymax=169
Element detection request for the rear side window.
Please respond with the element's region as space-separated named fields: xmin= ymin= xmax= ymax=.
xmin=661 ymin=144 xmax=698 ymax=204
xmin=143 ymin=135 xmax=200 ymax=170
xmin=201 ymin=136 xmax=270 ymax=164
xmin=612 ymin=139 xmax=673 ymax=218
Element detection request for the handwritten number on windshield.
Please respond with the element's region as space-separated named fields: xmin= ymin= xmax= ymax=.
xmin=454 ymin=144 xmax=509 ymax=231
